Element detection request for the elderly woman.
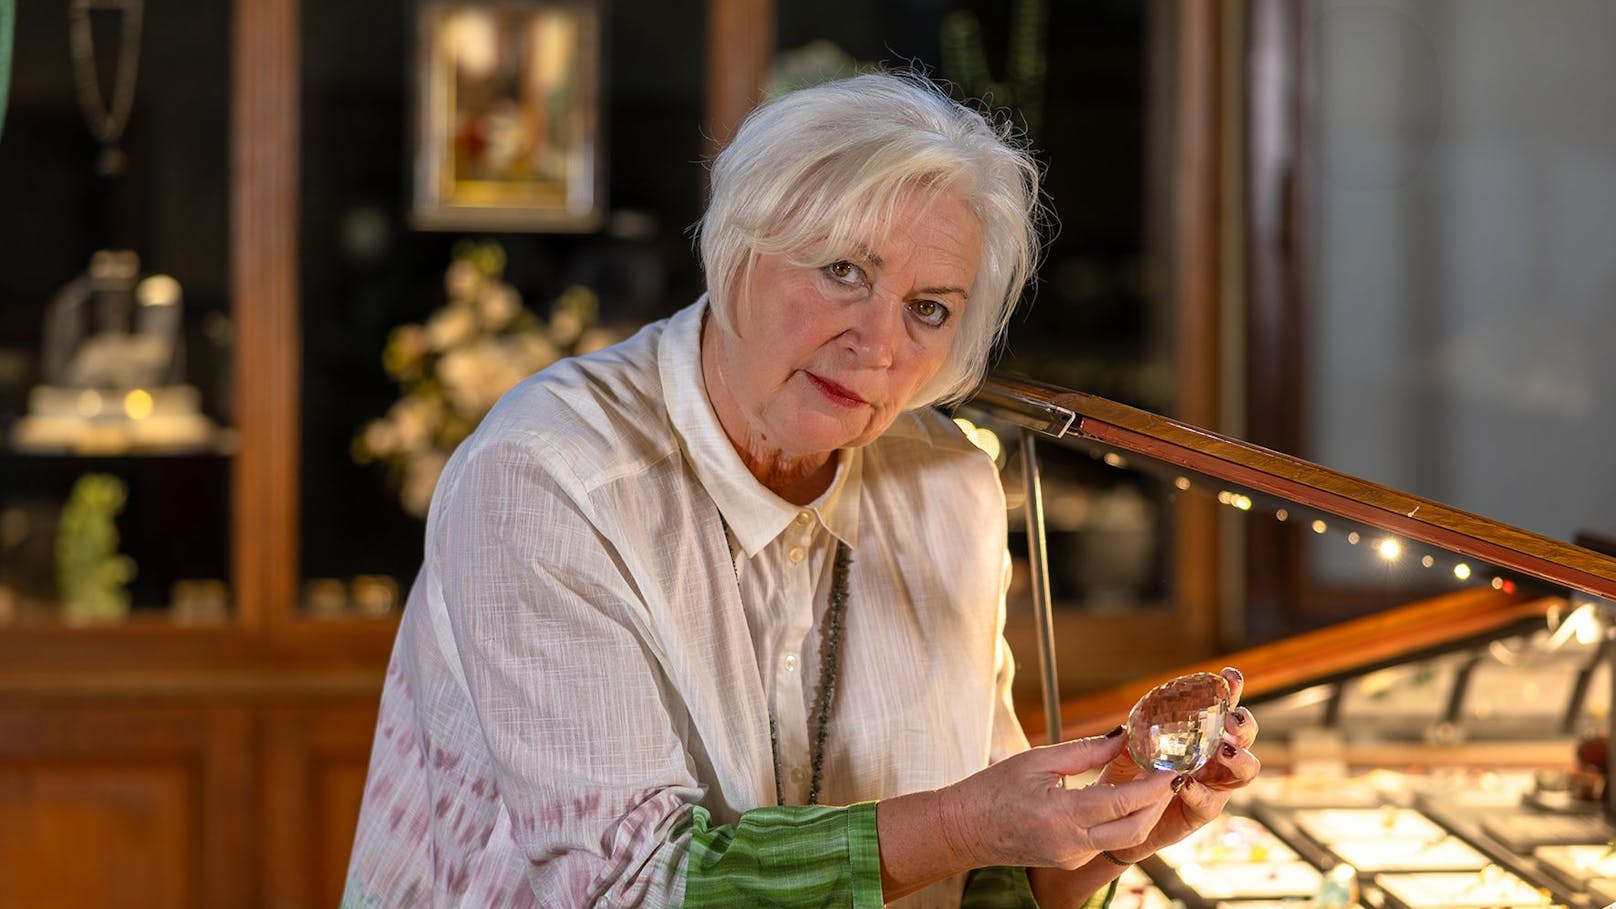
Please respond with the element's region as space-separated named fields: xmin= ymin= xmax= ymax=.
xmin=345 ymin=72 xmax=1259 ymax=908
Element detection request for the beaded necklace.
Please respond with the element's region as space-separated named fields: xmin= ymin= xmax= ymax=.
xmin=722 ymin=518 xmax=853 ymax=806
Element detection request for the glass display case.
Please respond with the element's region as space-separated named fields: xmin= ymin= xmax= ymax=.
xmin=963 ymin=373 xmax=1616 ymax=909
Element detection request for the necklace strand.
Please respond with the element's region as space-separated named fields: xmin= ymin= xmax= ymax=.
xmin=68 ymin=0 xmax=143 ymax=175
xmin=722 ymin=516 xmax=851 ymax=806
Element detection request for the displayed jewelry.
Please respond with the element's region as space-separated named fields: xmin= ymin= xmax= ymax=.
xmin=68 ymin=0 xmax=144 ymax=176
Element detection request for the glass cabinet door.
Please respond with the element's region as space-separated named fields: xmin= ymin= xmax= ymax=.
xmin=0 ymin=1 xmax=234 ymax=627
xmin=296 ymin=0 xmax=711 ymax=619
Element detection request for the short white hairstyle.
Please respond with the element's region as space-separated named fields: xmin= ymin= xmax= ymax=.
xmin=698 ymin=71 xmax=1045 ymax=407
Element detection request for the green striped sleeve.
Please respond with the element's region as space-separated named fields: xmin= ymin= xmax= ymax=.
xmin=961 ymin=866 xmax=1040 ymax=908
xmin=678 ymin=801 xmax=883 ymax=908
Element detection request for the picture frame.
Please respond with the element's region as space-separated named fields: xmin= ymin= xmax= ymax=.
xmin=412 ymin=1 xmax=603 ymax=232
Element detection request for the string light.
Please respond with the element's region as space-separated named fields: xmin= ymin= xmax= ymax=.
xmin=1275 ymin=509 xmax=1289 ymax=522
xmin=1103 ymin=452 xmax=1126 ymax=468
xmin=1174 ymin=477 xmax=1191 ymax=491
xmin=1376 ymin=538 xmax=1401 ymax=561
xmin=1311 ymin=520 xmax=1327 ymax=534
xmin=1421 ymin=555 xmax=1435 ymax=568
xmin=1347 ymin=532 xmax=1361 ymax=545
xmin=1454 ymin=563 xmax=1472 ymax=581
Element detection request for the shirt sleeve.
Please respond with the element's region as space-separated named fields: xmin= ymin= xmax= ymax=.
xmin=680 ymin=802 xmax=883 ymax=907
xmin=431 ymin=436 xmax=884 ymax=906
xmin=989 ymin=548 xmax=1032 ymax=764
xmin=961 ymin=866 xmax=1041 ymax=908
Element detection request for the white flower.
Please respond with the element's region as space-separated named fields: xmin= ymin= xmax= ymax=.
xmin=401 ymin=449 xmax=449 ymax=518
xmin=425 ymin=303 xmax=477 ymax=350
xmin=386 ymin=395 xmax=441 ymax=453
xmin=444 ymin=259 xmax=482 ymax=300
xmin=478 ymin=284 xmax=521 ymax=329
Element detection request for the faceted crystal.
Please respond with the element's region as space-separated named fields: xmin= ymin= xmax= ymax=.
xmin=1126 ymin=671 xmax=1230 ymax=774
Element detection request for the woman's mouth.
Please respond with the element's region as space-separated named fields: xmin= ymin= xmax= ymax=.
xmin=806 ymin=372 xmax=867 ymax=409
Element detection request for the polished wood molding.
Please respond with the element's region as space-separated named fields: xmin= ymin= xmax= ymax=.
xmin=704 ymin=0 xmax=774 ymax=158
xmin=981 ymin=375 xmax=1616 ymax=601
xmin=232 ymin=0 xmax=301 ymax=631
xmin=1170 ymin=0 xmax=1225 ymax=660
xmin=1039 ymin=588 xmax=1551 ymax=740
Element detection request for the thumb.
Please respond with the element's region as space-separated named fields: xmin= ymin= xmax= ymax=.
xmin=1032 ymin=726 xmax=1128 ymax=778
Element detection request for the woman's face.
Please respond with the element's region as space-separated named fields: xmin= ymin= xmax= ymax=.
xmin=703 ymin=188 xmax=982 ymax=468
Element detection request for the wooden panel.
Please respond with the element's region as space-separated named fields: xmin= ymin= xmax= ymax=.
xmin=704 ymin=0 xmax=774 ymax=156
xmin=0 ymin=704 xmax=253 ymax=908
xmin=0 ymin=765 xmax=191 ymax=907
xmin=262 ymin=699 xmax=383 ymax=909
xmin=232 ymin=0 xmax=301 ymax=631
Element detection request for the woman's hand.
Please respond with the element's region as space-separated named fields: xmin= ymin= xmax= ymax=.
xmin=1099 ymin=666 xmax=1262 ymax=862
xmin=877 ymin=730 xmax=1178 ymax=901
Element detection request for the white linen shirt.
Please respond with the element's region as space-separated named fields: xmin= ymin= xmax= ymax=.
xmin=344 ymin=298 xmax=1028 ymax=908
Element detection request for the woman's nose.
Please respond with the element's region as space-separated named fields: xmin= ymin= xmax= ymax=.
xmin=842 ymin=298 xmax=903 ymax=368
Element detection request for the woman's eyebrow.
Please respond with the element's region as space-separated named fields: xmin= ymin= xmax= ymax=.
xmin=916 ymin=285 xmax=970 ymax=299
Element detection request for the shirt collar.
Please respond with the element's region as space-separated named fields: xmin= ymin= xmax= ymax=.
xmin=659 ymin=297 xmax=861 ymax=557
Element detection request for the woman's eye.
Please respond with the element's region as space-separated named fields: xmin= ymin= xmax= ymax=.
xmin=825 ymin=261 xmax=863 ymax=283
xmin=910 ymin=299 xmax=951 ymax=328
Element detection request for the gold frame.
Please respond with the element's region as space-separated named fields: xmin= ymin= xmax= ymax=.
xmin=412 ymin=0 xmax=603 ymax=231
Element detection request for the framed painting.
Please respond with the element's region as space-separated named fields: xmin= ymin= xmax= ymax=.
xmin=413 ymin=1 xmax=603 ymax=231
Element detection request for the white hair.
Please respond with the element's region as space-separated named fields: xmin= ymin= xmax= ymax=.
xmin=698 ymin=71 xmax=1045 ymax=407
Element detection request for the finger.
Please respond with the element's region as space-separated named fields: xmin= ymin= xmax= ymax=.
xmin=1064 ymin=770 xmax=1177 ymax=824
xmin=1087 ymin=787 xmax=1175 ymax=851
xmin=1221 ymin=666 xmax=1245 ymax=708
xmin=1172 ymin=774 xmax=1234 ymax=822
xmin=1223 ymin=705 xmax=1258 ymax=750
xmin=1036 ymin=727 xmax=1127 ymax=778
xmin=1196 ymin=740 xmax=1262 ymax=791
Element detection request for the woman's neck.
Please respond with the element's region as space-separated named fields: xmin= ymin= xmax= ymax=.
xmin=700 ymin=314 xmax=838 ymax=505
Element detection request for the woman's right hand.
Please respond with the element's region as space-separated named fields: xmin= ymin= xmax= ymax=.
xmin=938 ymin=729 xmax=1179 ymax=870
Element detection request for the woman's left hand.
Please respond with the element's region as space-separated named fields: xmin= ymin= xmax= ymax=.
xmin=1099 ymin=666 xmax=1261 ymax=861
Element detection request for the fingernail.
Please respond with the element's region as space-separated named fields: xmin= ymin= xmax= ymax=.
xmin=1105 ymin=724 xmax=1125 ymax=738
xmin=1232 ymin=709 xmax=1247 ymax=726
xmin=1221 ymin=742 xmax=1238 ymax=758
xmin=1223 ymin=667 xmax=1243 ymax=683
xmin=1171 ymin=775 xmax=1190 ymax=793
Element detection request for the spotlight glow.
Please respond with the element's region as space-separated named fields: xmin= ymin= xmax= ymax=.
xmin=1454 ymin=563 xmax=1472 ymax=581
xmin=1377 ymin=538 xmax=1401 ymax=561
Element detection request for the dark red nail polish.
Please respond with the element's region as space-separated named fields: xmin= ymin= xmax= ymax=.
xmin=1224 ymin=667 xmax=1243 ymax=683
xmin=1171 ymin=775 xmax=1189 ymax=793
xmin=1221 ymin=742 xmax=1238 ymax=758
xmin=1105 ymin=724 xmax=1125 ymax=738
xmin=1232 ymin=710 xmax=1247 ymax=726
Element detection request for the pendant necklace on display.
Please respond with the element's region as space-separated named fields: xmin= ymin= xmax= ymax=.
xmin=69 ymin=0 xmax=144 ymax=176
xmin=721 ymin=516 xmax=852 ymax=806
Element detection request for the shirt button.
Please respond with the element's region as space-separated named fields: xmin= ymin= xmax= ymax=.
xmin=788 ymin=546 xmax=806 ymax=564
xmin=795 ymin=510 xmax=813 ymax=527
xmin=782 ymin=654 xmax=798 ymax=673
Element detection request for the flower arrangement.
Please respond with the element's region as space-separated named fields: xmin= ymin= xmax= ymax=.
xmin=354 ymin=241 xmax=616 ymax=516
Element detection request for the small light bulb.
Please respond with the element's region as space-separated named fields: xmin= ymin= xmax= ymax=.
xmin=1454 ymin=563 xmax=1472 ymax=581
xmin=123 ymin=388 xmax=154 ymax=420
xmin=1103 ymin=452 xmax=1126 ymax=468
xmin=1275 ymin=509 xmax=1289 ymax=522
xmin=1421 ymin=555 xmax=1435 ymax=568
xmin=1491 ymin=577 xmax=1504 ymax=590
xmin=1311 ymin=520 xmax=1327 ymax=534
xmin=1377 ymin=538 xmax=1401 ymax=561
xmin=1174 ymin=477 xmax=1191 ymax=491
xmin=1347 ymin=532 xmax=1361 ymax=545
